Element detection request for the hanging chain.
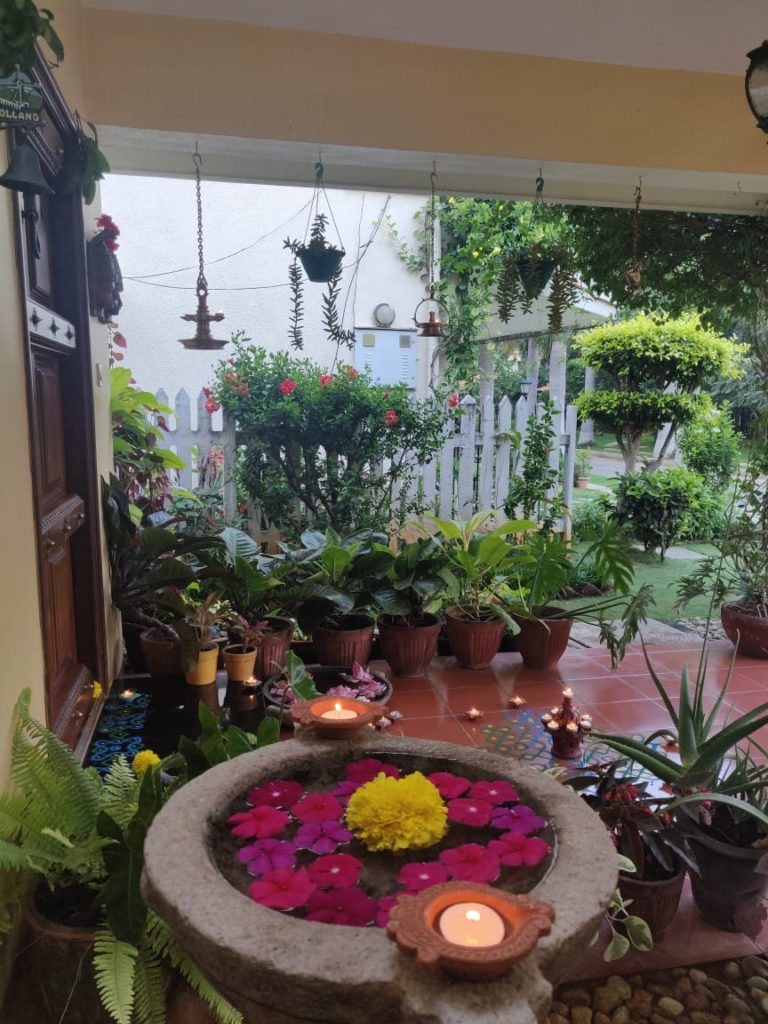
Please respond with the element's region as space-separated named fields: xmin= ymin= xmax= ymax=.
xmin=534 ymin=169 xmax=544 ymax=207
xmin=193 ymin=150 xmax=207 ymax=296
xmin=427 ymin=162 xmax=437 ymax=296
xmin=631 ymin=177 xmax=643 ymax=265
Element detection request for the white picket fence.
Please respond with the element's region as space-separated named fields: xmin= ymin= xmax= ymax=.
xmin=154 ymin=389 xmax=577 ymax=538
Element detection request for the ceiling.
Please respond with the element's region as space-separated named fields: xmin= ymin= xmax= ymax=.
xmin=83 ymin=0 xmax=766 ymax=75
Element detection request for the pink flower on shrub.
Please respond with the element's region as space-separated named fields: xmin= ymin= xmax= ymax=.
xmin=202 ymin=386 xmax=212 ymax=397
xmin=375 ymin=895 xmax=398 ymax=928
xmin=345 ymin=759 xmax=399 ymax=783
xmin=488 ymin=833 xmax=550 ymax=868
xmin=306 ymin=887 xmax=377 ymax=926
xmin=320 ymin=374 xmax=333 ymax=386
xmin=248 ymin=867 xmax=315 ymax=910
xmin=292 ymin=792 xmax=344 ymax=824
xmin=490 ymin=804 xmax=546 ymax=834
xmin=279 ymin=378 xmax=297 ymax=396
xmin=447 ymin=797 xmax=493 ymax=827
xmin=383 ymin=409 xmax=399 ymax=428
xmin=345 ymin=366 xmax=359 ymax=380
xmin=247 ymin=779 xmax=304 ymax=809
xmin=427 ymin=772 xmax=470 ymax=799
xmin=439 ymin=843 xmax=500 ymax=884
xmin=204 ymin=397 xmax=221 ymax=414
xmin=237 ymin=838 xmax=296 ymax=875
xmin=447 ymin=392 xmax=459 ymax=409
xmin=225 ymin=372 xmax=236 ymax=383
xmin=228 ymin=805 xmax=290 ymax=839
xmin=469 ymin=780 xmax=519 ymax=806
xmin=294 ymin=819 xmax=353 ymax=854
xmin=237 ymin=383 xmax=249 ymax=395
xmin=308 ymin=853 xmax=362 ymax=889
xmin=397 ymin=861 xmax=448 ymax=893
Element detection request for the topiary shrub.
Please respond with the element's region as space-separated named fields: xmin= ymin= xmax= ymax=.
xmin=614 ymin=468 xmax=705 ymax=560
xmin=678 ymin=401 xmax=741 ymax=489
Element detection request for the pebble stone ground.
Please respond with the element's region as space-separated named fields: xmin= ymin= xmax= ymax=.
xmin=550 ymin=957 xmax=768 ymax=1024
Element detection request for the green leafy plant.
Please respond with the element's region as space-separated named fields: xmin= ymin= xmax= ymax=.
xmin=166 ymin=700 xmax=279 ymax=785
xmin=58 ymin=117 xmax=111 ymax=205
xmin=614 ymin=467 xmax=706 ymax=561
xmin=571 ymin=493 xmax=615 ymax=542
xmin=678 ymin=400 xmax=741 ymax=489
xmin=575 ymin=313 xmax=745 ymax=472
xmin=602 ymin=864 xmax=654 ymax=962
xmin=504 ymin=399 xmax=559 ymax=527
xmin=0 ymin=0 xmax=63 ymax=73
xmin=369 ymin=536 xmax=447 ymax=626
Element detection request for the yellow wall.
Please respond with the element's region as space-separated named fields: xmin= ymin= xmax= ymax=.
xmin=80 ymin=8 xmax=768 ymax=177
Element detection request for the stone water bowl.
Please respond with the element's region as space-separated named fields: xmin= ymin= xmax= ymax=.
xmin=142 ymin=735 xmax=616 ymax=1024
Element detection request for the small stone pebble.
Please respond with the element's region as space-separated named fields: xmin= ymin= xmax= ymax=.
xmin=750 ymin=977 xmax=768 ymax=993
xmin=611 ymin=1009 xmax=629 ymax=1024
xmin=571 ymin=1008 xmax=593 ymax=1024
xmin=725 ymin=993 xmax=752 ymax=1015
xmin=761 ymin=994 xmax=768 ymax=1017
xmin=657 ymin=996 xmax=685 ymax=1017
xmin=562 ymin=990 xmax=591 ymax=1008
xmin=724 ymin=961 xmax=743 ymax=981
xmin=689 ymin=969 xmax=709 ymax=985
xmin=593 ymin=1013 xmax=611 ymax=1024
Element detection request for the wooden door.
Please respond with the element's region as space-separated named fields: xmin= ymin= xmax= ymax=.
xmin=12 ymin=64 xmax=108 ymax=752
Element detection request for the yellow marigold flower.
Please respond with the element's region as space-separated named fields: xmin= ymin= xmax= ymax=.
xmin=92 ymin=681 xmax=103 ymax=699
xmin=472 ymin=250 xmax=480 ymax=257
xmin=448 ymin=196 xmax=456 ymax=204
xmin=345 ymin=771 xmax=447 ymax=852
xmin=491 ymin=246 xmax=501 ymax=256
xmin=132 ymin=749 xmax=161 ymax=775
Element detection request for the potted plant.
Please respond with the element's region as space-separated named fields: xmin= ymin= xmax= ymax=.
xmin=501 ymin=523 xmax=650 ymax=670
xmin=294 ymin=213 xmax=345 ymax=283
xmin=677 ymin=454 xmax=768 ymax=658
xmin=262 ymin=652 xmax=392 ymax=723
xmin=223 ymin=613 xmax=261 ymax=681
xmin=183 ymin=592 xmax=223 ymax=686
xmin=426 ymin=511 xmax=534 ymax=669
xmin=575 ymin=448 xmax=592 ymax=488
xmin=568 ymin=759 xmax=696 ymax=938
xmin=593 ymin=640 xmax=768 ymax=935
xmin=287 ymin=528 xmax=394 ymax=667
xmin=370 ymin=537 xmax=446 ymax=675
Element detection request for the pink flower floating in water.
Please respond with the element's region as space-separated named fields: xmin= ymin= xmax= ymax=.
xmin=294 ymin=820 xmax=353 ymax=854
xmin=246 ymin=779 xmax=304 ymax=809
xmin=427 ymin=771 xmax=470 ymax=799
xmin=344 ymin=758 xmax=399 ymax=783
xmin=228 ymin=805 xmax=290 ymax=840
xmin=308 ymin=853 xmax=362 ymax=889
xmin=490 ymin=804 xmax=546 ymax=834
xmin=469 ymin=780 xmax=519 ymax=806
xmin=439 ymin=843 xmax=500 ymax=884
xmin=248 ymin=867 xmax=316 ymax=910
xmin=331 ymin=779 xmax=362 ymax=805
xmin=237 ymin=838 xmax=296 ymax=875
xmin=292 ymin=793 xmax=344 ymax=824
xmin=447 ymin=797 xmax=493 ymax=827
xmin=306 ymin=887 xmax=377 ymax=926
xmin=489 ymin=832 xmax=550 ymax=868
xmin=375 ymin=895 xmax=398 ymax=929
xmin=397 ymin=861 xmax=449 ymax=893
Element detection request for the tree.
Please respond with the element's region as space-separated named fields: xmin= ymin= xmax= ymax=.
xmin=574 ymin=313 xmax=744 ymax=472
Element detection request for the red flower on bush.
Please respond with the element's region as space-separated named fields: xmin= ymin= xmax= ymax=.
xmin=345 ymin=366 xmax=359 ymax=380
xmin=248 ymin=867 xmax=315 ymax=910
xmin=397 ymin=861 xmax=448 ymax=893
xmin=112 ymin=332 xmax=127 ymax=349
xmin=204 ymin=398 xmax=221 ymax=414
xmin=292 ymin=792 xmax=343 ymax=824
xmin=279 ymin=378 xmax=297 ymax=396
xmin=308 ymin=853 xmax=362 ymax=889
xmin=446 ymin=797 xmax=493 ymax=827
xmin=439 ymin=843 xmax=500 ymax=884
xmin=427 ymin=772 xmax=470 ymax=800
xmin=469 ymin=780 xmax=519 ymax=806
xmin=247 ymin=779 xmax=304 ymax=809
xmin=228 ymin=805 xmax=290 ymax=839
xmin=320 ymin=374 xmax=333 ymax=387
xmin=237 ymin=383 xmax=249 ymax=395
xmin=225 ymin=372 xmax=236 ymax=383
xmin=383 ymin=409 xmax=399 ymax=428
xmin=447 ymin=392 xmax=459 ymax=409
xmin=202 ymin=386 xmax=212 ymax=397
xmin=306 ymin=887 xmax=377 ymax=926
xmin=488 ymin=833 xmax=550 ymax=868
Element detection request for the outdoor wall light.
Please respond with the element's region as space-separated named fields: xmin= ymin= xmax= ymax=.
xmin=520 ymin=377 xmax=534 ymax=398
xmin=746 ymin=41 xmax=768 ymax=133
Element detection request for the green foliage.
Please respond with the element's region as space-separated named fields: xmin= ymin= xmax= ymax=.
xmin=678 ymin=401 xmax=741 ymax=489
xmin=58 ymin=119 xmax=110 ymax=205
xmin=211 ymin=338 xmax=445 ymax=532
xmin=571 ymin=494 xmax=615 ymax=542
xmin=615 ymin=468 xmax=707 ymax=560
xmin=369 ymin=536 xmax=447 ymax=625
xmin=603 ymin=887 xmax=653 ymax=962
xmin=0 ymin=0 xmax=64 ymax=73
xmin=504 ymin=399 xmax=559 ymax=527
xmin=677 ymin=486 xmax=726 ymax=544
xmin=172 ymin=701 xmax=279 ymax=783
xmin=575 ymin=313 xmax=745 ymax=470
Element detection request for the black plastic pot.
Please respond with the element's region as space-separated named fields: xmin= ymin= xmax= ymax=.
xmin=263 ymin=664 xmax=393 ymax=725
xmin=516 ymin=255 xmax=557 ymax=301
xmin=297 ymin=244 xmax=345 ymax=283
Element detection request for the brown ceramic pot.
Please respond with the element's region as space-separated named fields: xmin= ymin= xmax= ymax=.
xmin=721 ymin=602 xmax=768 ymax=659
xmin=312 ymin=614 xmax=374 ymax=667
xmin=512 ymin=608 xmax=573 ymax=670
xmin=254 ymin=617 xmax=295 ymax=680
xmin=444 ymin=606 xmax=505 ymax=669
xmin=139 ymin=628 xmax=183 ymax=678
xmin=378 ymin=614 xmax=441 ymax=676
xmin=618 ymin=861 xmax=685 ymax=939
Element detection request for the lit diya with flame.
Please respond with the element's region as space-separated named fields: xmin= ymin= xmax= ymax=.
xmin=540 ymin=688 xmax=592 ymax=759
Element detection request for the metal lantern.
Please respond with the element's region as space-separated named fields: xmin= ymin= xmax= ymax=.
xmin=179 ymin=149 xmax=227 ymax=350
xmin=746 ymin=41 xmax=768 ymax=132
xmin=412 ymin=164 xmax=448 ymax=338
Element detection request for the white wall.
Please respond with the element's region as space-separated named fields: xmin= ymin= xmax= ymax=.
xmin=99 ymin=175 xmax=427 ymax=401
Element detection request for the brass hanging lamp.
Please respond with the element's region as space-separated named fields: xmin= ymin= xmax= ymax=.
xmin=413 ymin=163 xmax=449 ymax=338
xmin=179 ymin=148 xmax=226 ymax=349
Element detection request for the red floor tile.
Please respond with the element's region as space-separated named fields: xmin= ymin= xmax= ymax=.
xmin=594 ymin=699 xmax=671 ymax=734
xmin=398 ymin=715 xmax=477 ymax=745
xmin=437 ymin=684 xmax=508 ymax=713
xmin=386 ymin=688 xmax=451 ymax=718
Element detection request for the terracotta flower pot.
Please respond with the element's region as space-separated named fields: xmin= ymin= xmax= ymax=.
xmin=444 ymin=606 xmax=505 ymax=669
xmin=312 ymin=614 xmax=374 ymax=667
xmin=513 ymin=609 xmax=573 ymax=670
xmin=618 ymin=861 xmax=685 ymax=939
xmin=378 ymin=614 xmax=441 ymax=676
xmin=139 ymin=628 xmax=183 ymax=678
xmin=184 ymin=642 xmax=219 ymax=686
xmin=721 ymin=602 xmax=768 ymax=659
xmin=254 ymin=617 xmax=294 ymax=680
xmin=222 ymin=644 xmax=258 ymax=682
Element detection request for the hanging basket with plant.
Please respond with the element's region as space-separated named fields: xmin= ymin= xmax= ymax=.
xmin=0 ymin=0 xmax=63 ymax=75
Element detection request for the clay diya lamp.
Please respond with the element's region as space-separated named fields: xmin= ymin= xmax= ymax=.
xmin=289 ymin=696 xmax=389 ymax=739
xmin=386 ymin=881 xmax=555 ymax=980
xmin=541 ymin=687 xmax=592 ymax=759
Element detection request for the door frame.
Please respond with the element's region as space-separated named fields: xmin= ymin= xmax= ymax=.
xmin=11 ymin=58 xmax=108 ymax=756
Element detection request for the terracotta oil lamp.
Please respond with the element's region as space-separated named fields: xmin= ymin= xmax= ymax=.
xmin=290 ymin=696 xmax=388 ymax=739
xmin=540 ymin=688 xmax=592 ymax=759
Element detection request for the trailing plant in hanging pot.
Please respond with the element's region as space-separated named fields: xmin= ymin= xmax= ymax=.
xmin=296 ymin=212 xmax=345 ymax=283
xmin=58 ymin=116 xmax=110 ymax=205
xmin=0 ymin=0 xmax=64 ymax=74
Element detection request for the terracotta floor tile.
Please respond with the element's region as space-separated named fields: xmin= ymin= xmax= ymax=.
xmin=386 ymin=689 xmax=450 ymax=718
xmin=595 ymin=699 xmax=672 ymax=734
xmin=398 ymin=715 xmax=476 ymax=746
xmin=369 ymin=659 xmax=434 ymax=691
xmin=425 ymin=659 xmax=508 ymax=688
xmin=437 ymin=684 xmax=509 ymax=713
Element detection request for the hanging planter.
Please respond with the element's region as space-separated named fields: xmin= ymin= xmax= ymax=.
xmin=411 ymin=165 xmax=449 ymax=338
xmin=297 ymin=212 xmax=345 ymax=283
xmin=516 ymin=248 xmax=557 ymax=302
xmin=0 ymin=1 xmax=63 ymax=75
xmin=57 ymin=117 xmax=110 ymax=206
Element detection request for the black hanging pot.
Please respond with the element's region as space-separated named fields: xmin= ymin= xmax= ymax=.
xmin=516 ymin=254 xmax=557 ymax=301
xmin=297 ymin=243 xmax=345 ymax=283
